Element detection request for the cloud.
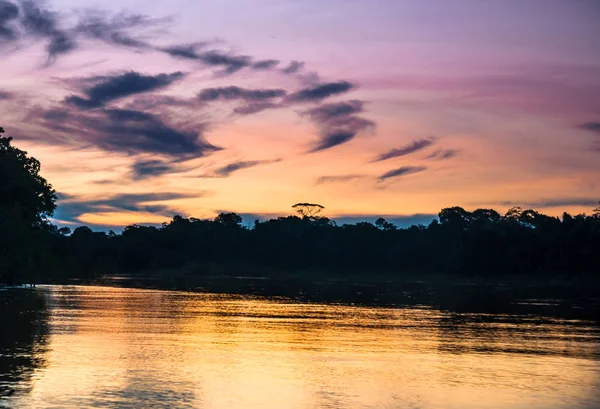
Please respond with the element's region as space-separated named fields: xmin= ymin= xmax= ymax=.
xmin=577 ymin=122 xmax=600 ymax=152
xmin=19 ymin=0 xmax=76 ymax=62
xmin=0 ymin=1 xmax=19 ymax=41
xmin=304 ymin=100 xmax=375 ymax=152
xmin=310 ymin=131 xmax=355 ymax=153
xmin=213 ymin=159 xmax=280 ymax=177
xmin=196 ymin=50 xmax=252 ymax=74
xmin=233 ymin=102 xmax=281 ymax=115
xmin=65 ymin=71 xmax=185 ymax=109
xmin=304 ymin=100 xmax=365 ymax=122
xmin=74 ymin=10 xmax=168 ymax=49
xmin=162 ymin=46 xmax=252 ymax=74
xmin=161 ymin=43 xmax=205 ymax=59
xmin=316 ymin=174 xmax=364 ymax=185
xmin=127 ymin=94 xmax=199 ymax=111
xmin=373 ymin=138 xmax=436 ymax=162
xmin=497 ymin=197 xmax=600 ymax=209
xmin=282 ymin=61 xmax=304 ymax=74
xmin=287 ymin=81 xmax=354 ymax=103
xmin=579 ymin=122 xmax=600 ymax=134
xmin=0 ymin=90 xmax=14 ymax=100
xmin=38 ymin=107 xmax=221 ymax=157
xmin=426 ymin=149 xmax=459 ymax=160
xmin=379 ymin=166 xmax=427 ymax=181
xmin=197 ymin=86 xmax=286 ymax=102
xmin=55 ymin=192 xmax=201 ymax=223
xmin=131 ymin=159 xmax=176 ymax=180
xmin=252 ymin=59 xmax=279 ymax=70
xmin=162 ymin=46 xmax=286 ymax=75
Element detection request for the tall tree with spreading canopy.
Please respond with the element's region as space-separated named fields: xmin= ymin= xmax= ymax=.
xmin=0 ymin=128 xmax=57 ymax=284
xmin=292 ymin=203 xmax=324 ymax=218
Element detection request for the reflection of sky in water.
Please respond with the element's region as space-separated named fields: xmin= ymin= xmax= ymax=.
xmin=2 ymin=285 xmax=599 ymax=409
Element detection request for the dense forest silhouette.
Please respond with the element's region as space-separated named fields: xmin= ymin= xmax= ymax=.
xmin=1 ymin=128 xmax=600 ymax=285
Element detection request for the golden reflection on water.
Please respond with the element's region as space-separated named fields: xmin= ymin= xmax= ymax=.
xmin=5 ymin=286 xmax=600 ymax=409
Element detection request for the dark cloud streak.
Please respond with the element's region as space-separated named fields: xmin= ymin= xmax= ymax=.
xmin=38 ymin=106 xmax=221 ymax=158
xmin=233 ymin=102 xmax=281 ymax=115
xmin=252 ymin=59 xmax=279 ymax=70
xmin=0 ymin=1 xmax=19 ymax=41
xmin=198 ymin=86 xmax=286 ymax=102
xmin=379 ymin=166 xmax=427 ymax=181
xmin=131 ymin=159 xmax=176 ymax=180
xmin=579 ymin=122 xmax=600 ymax=134
xmin=305 ymin=100 xmax=364 ymax=122
xmin=55 ymin=192 xmax=201 ymax=223
xmin=282 ymin=61 xmax=304 ymax=74
xmin=74 ymin=10 xmax=168 ymax=49
xmin=373 ymin=138 xmax=436 ymax=162
xmin=19 ymin=0 xmax=77 ymax=61
xmin=213 ymin=159 xmax=280 ymax=177
xmin=65 ymin=71 xmax=185 ymax=109
xmin=288 ymin=81 xmax=354 ymax=103
xmin=427 ymin=149 xmax=459 ymax=160
xmin=305 ymin=100 xmax=374 ymax=152
xmin=316 ymin=174 xmax=364 ymax=185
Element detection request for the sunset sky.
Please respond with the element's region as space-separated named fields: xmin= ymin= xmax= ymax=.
xmin=1 ymin=0 xmax=599 ymax=229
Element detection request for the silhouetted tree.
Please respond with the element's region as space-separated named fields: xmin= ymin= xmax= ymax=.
xmin=593 ymin=202 xmax=600 ymax=219
xmin=215 ymin=212 xmax=243 ymax=227
xmin=292 ymin=203 xmax=324 ymax=218
xmin=375 ymin=217 xmax=396 ymax=231
xmin=0 ymin=129 xmax=56 ymax=284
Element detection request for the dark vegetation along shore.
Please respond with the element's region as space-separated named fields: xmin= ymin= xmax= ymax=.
xmin=1 ymin=127 xmax=600 ymax=286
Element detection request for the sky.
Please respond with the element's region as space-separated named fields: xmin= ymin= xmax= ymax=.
xmin=1 ymin=0 xmax=599 ymax=229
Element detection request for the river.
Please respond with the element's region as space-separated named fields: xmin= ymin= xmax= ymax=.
xmin=1 ymin=284 xmax=599 ymax=408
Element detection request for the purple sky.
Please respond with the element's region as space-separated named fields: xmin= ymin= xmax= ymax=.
xmin=1 ymin=0 xmax=599 ymax=228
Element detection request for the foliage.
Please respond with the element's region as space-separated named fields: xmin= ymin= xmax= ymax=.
xmin=292 ymin=203 xmax=324 ymax=218
xmin=0 ymin=129 xmax=57 ymax=284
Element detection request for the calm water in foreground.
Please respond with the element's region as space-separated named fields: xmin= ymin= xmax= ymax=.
xmin=1 ymin=283 xmax=599 ymax=408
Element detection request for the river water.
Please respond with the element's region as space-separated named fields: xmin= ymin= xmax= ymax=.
xmin=1 ymin=284 xmax=599 ymax=408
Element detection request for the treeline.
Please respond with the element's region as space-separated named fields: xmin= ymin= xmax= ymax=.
xmin=2 ymin=130 xmax=600 ymax=284
xmin=32 ymin=207 xmax=600 ymax=281
xmin=3 ymin=206 xmax=600 ymax=284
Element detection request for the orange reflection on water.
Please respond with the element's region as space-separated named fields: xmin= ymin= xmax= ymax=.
xmin=8 ymin=286 xmax=600 ymax=409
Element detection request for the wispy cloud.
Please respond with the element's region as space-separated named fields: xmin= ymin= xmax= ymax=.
xmin=55 ymin=192 xmax=202 ymax=223
xmin=0 ymin=90 xmax=14 ymax=100
xmin=198 ymin=86 xmax=286 ymax=102
xmin=305 ymin=100 xmax=365 ymax=122
xmin=213 ymin=159 xmax=281 ymax=177
xmin=233 ymin=102 xmax=282 ymax=115
xmin=316 ymin=174 xmax=364 ymax=185
xmin=37 ymin=107 xmax=221 ymax=158
xmin=131 ymin=159 xmax=177 ymax=180
xmin=252 ymin=59 xmax=280 ymax=70
xmin=65 ymin=71 xmax=185 ymax=109
xmin=162 ymin=45 xmax=255 ymax=75
xmin=495 ymin=197 xmax=600 ymax=209
xmin=373 ymin=138 xmax=436 ymax=162
xmin=304 ymin=100 xmax=374 ymax=152
xmin=287 ymin=81 xmax=354 ymax=103
xmin=0 ymin=1 xmax=19 ymax=41
xmin=379 ymin=166 xmax=427 ymax=181
xmin=426 ymin=149 xmax=459 ymax=160
xmin=281 ymin=61 xmax=304 ymax=74
xmin=579 ymin=122 xmax=600 ymax=134
xmin=20 ymin=0 xmax=76 ymax=62
xmin=75 ymin=9 xmax=169 ymax=49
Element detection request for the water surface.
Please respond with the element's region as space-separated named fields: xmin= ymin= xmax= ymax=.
xmin=1 ymin=284 xmax=599 ymax=408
